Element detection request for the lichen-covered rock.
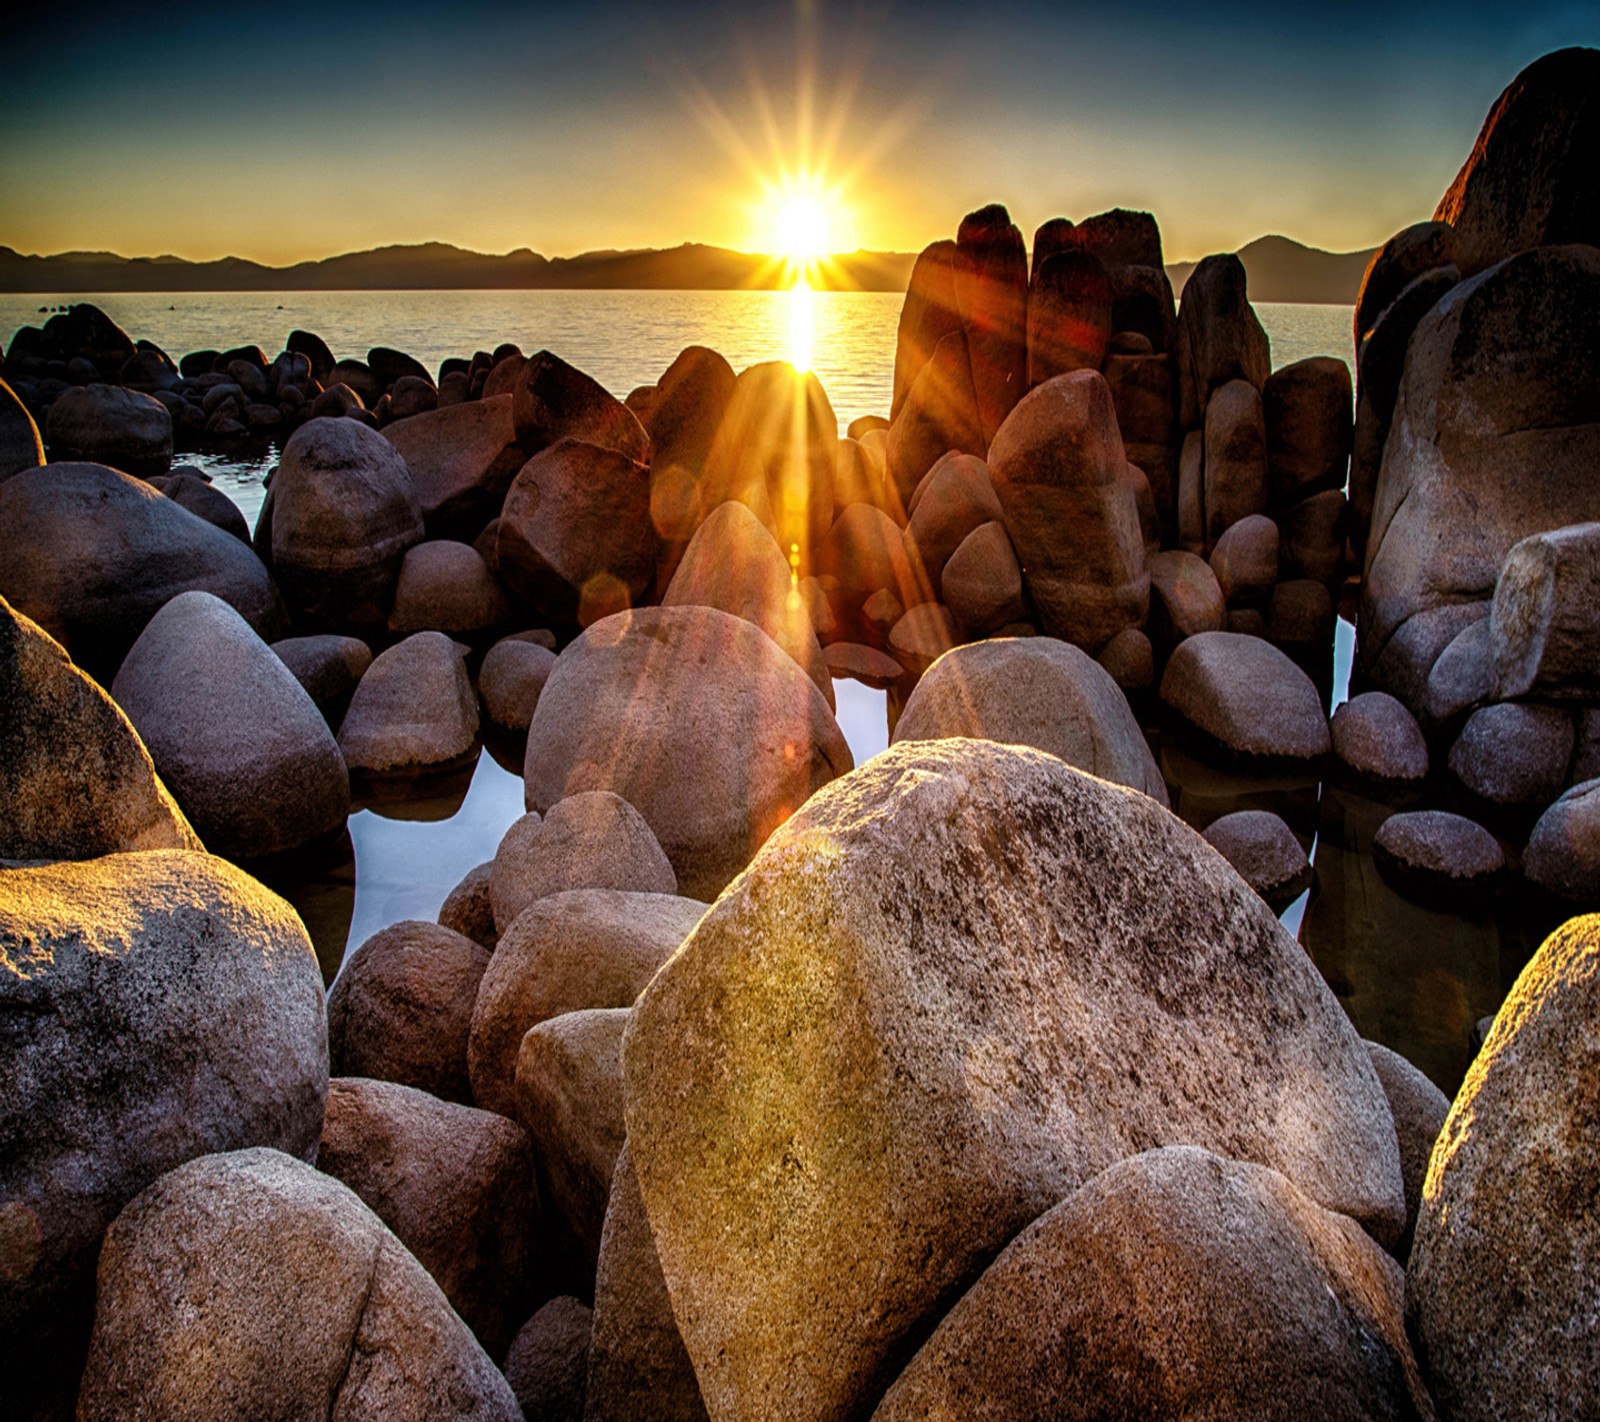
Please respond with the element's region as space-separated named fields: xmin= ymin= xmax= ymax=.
xmin=623 ymin=740 xmax=1404 ymax=1422
xmin=1408 ymin=914 xmax=1600 ymax=1421
xmin=0 ymin=853 xmax=328 ymax=1418
xmin=1 ymin=595 xmax=200 ymax=860
xmin=75 ymin=1147 xmax=521 ymax=1422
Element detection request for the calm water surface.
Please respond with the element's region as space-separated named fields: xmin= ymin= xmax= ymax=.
xmin=6 ymin=289 xmax=1540 ymax=1091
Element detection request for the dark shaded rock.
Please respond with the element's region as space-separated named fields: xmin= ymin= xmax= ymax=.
xmin=389 ymin=539 xmax=510 ymax=636
xmin=872 ymin=1146 xmax=1431 ymax=1422
xmin=1353 ymin=222 xmax=1460 ymax=348
xmin=1147 ymin=549 xmax=1226 ymax=646
xmin=1097 ymin=625 xmax=1154 ymax=693
xmin=1372 ymin=810 xmax=1504 ymax=903
xmin=1175 ymin=253 xmax=1271 ymax=429
xmin=1523 ymin=778 xmax=1600 ymax=903
xmin=439 ymin=860 xmax=497 ymax=949
xmin=1202 ymin=810 xmax=1312 ymax=911
xmin=1210 ymin=513 xmax=1279 ymax=605
xmin=1202 ymin=378 xmax=1268 ymax=550
xmin=328 ymin=357 xmax=384 ymax=408
xmin=1102 ymin=352 xmax=1177 ymax=526
xmin=1408 ymin=912 xmax=1600 ymax=1420
xmin=1278 ymin=487 xmax=1348 ymax=583
xmin=40 ymin=303 xmax=134 ymax=377
xmin=382 ymin=394 xmax=527 ymax=540
xmin=1160 ymin=631 xmax=1330 ymax=766
xmin=816 ymin=502 xmax=916 ymax=609
xmin=287 ymin=329 xmax=336 ymax=385
xmin=1267 ymin=578 xmax=1336 ymax=648
xmin=1026 ymin=250 xmax=1112 ymax=386
xmin=1448 ymin=702 xmax=1575 ymax=807
xmin=158 ymin=469 xmax=250 ymax=541
xmin=75 ymin=1148 xmax=520 ymax=1422
xmin=1364 ymin=1041 xmax=1449 ymax=1259
xmin=1264 ymin=356 xmax=1352 ymax=508
xmin=1331 ymin=691 xmax=1429 ymax=788
xmin=0 ymin=376 xmax=45 ymax=482
xmin=0 ymin=461 xmax=284 ymax=682
xmin=504 ymin=1297 xmax=592 ymax=1422
xmin=1489 ymin=521 xmax=1600 ymax=701
xmin=887 ymin=601 xmax=958 ymax=675
xmin=954 ymin=204 xmax=1029 ymax=442
xmin=643 ymin=345 xmax=735 ymax=478
xmin=1422 ymin=616 xmax=1493 ymax=730
xmin=903 ymin=451 xmax=1002 ymax=596
xmin=111 ymin=591 xmax=349 ymax=860
xmin=44 ymin=382 xmax=172 ymax=476
xmin=367 ymin=346 xmax=433 ymax=389
xmin=1 ymin=595 xmax=200 ymax=860
xmin=941 ymin=520 xmax=1026 ymax=635
xmin=823 ymin=640 xmax=904 ymax=688
xmin=271 ymin=633 xmax=372 ymax=723
xmin=513 ymin=350 xmax=649 ymax=464
xmin=326 ymin=919 xmax=490 ymax=1105
xmin=523 ymin=606 xmax=851 ymax=900
xmin=0 ymin=854 xmax=327 ymax=1417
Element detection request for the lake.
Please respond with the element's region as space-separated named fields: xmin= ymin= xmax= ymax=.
xmin=4 ymin=289 xmax=1549 ymax=1091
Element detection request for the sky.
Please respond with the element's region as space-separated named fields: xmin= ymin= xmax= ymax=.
xmin=3 ymin=1 xmax=1596 ymax=265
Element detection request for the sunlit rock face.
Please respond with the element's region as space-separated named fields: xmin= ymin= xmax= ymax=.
xmin=0 ymin=461 xmax=285 ymax=683
xmin=987 ymin=369 xmax=1149 ymax=652
xmin=623 ymin=740 xmax=1402 ymax=1422
xmin=885 ymin=329 xmax=985 ymax=508
xmin=1408 ymin=914 xmax=1600 ymax=1422
xmin=1434 ymin=47 xmax=1600 ymax=278
xmin=74 ymin=1148 xmax=522 ymax=1422
xmin=0 ymin=852 xmax=328 ymax=1421
xmin=702 ymin=361 xmax=838 ymax=570
xmin=1 ymin=594 xmax=200 ymax=860
xmin=523 ymin=604 xmax=851 ymax=901
xmin=890 ymin=240 xmax=962 ymax=423
xmin=1358 ymin=244 xmax=1600 ymax=712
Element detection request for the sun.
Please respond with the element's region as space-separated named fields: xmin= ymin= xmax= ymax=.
xmin=759 ymin=173 xmax=853 ymax=285
xmin=776 ymin=194 xmax=832 ymax=265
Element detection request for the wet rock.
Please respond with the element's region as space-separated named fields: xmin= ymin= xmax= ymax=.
xmin=0 ymin=854 xmax=327 ymax=1414
xmin=1372 ymin=810 xmax=1504 ymax=903
xmin=1202 ymin=810 xmax=1312 ymax=911
xmin=1408 ymin=913 xmax=1600 ymax=1420
xmin=317 ymin=1077 xmax=540 ymax=1357
xmin=439 ymin=861 xmax=497 ymax=949
xmin=872 ymin=1146 xmax=1431 ymax=1422
xmin=1264 ymin=356 xmax=1352 ymax=508
xmin=111 ymin=591 xmax=349 ymax=860
xmin=1147 ymin=549 xmax=1226 ymax=646
xmin=271 ymin=633 xmax=372 ymax=723
xmin=941 ymin=520 xmax=1026 ymax=635
xmin=1175 ymin=252 xmax=1271 ymax=429
xmin=272 ymin=416 xmax=424 ymax=632
xmin=0 ymin=376 xmax=45 ymax=482
xmin=498 ymin=438 xmax=657 ymax=627
xmin=954 ymin=203 xmax=1029 ymax=441
xmin=623 ymin=740 xmax=1403 ymax=1422
xmin=902 ymin=451 xmax=1003 ymax=595
xmin=75 ymin=1147 xmax=521 ymax=1422
xmin=504 ymin=1297 xmax=592 ymax=1422
xmin=1160 ymin=631 xmax=1330 ymax=766
xmin=514 ymin=1008 xmax=628 ymax=1282
xmin=1364 ymin=1041 xmax=1448 ymax=1258
xmin=1026 ymin=250 xmax=1112 ymax=385
xmin=389 ymin=539 xmax=510 ymax=636
xmin=490 ymin=792 xmax=677 ymax=936
xmin=891 ymin=240 xmax=962 ymax=421
xmin=513 ymin=350 xmax=649 ymax=463
xmin=469 ymin=888 xmax=704 ymax=1120
xmin=891 ymin=636 xmax=1167 ymax=804
xmin=338 ymin=631 xmax=478 ymax=774
xmin=886 ymin=329 xmax=985 ymax=507
xmin=44 ymin=383 xmax=171 ymax=476
xmin=663 ymin=499 xmax=833 ymax=704
xmin=988 ymin=369 xmax=1148 ymax=650
xmin=480 ymin=636 xmax=557 ymax=731
xmin=1 ymin=595 xmax=200 ymax=860
xmin=0 ymin=462 xmax=285 ymax=681
xmin=1202 ymin=378 xmax=1268 ymax=550
xmin=823 ymin=640 xmax=904 ymax=688
xmin=1448 ymin=702 xmax=1575 ymax=807
xmin=1331 ymin=691 xmax=1429 ymax=788
xmin=1433 ymin=47 xmax=1600 ymax=276
xmin=1489 ymin=521 xmax=1600 ymax=701
xmin=1360 ymin=245 xmax=1600 ymax=706
xmin=585 ymin=1144 xmax=708 ymax=1422
xmin=1523 ymin=779 xmax=1600 ymax=904
xmin=326 ymin=919 xmax=489 ymax=1105
xmin=382 ymin=394 xmax=527 ymax=540
xmin=524 ymin=606 xmax=851 ymax=900
xmin=1209 ymin=513 xmax=1279 ymax=605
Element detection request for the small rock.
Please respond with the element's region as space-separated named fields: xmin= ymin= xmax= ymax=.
xmin=1372 ymin=810 xmax=1504 ymax=903
xmin=1448 ymin=702 xmax=1575 ymax=807
xmin=389 ymin=540 xmax=510 ymax=636
xmin=1202 ymin=810 xmax=1311 ymax=911
xmin=479 ymin=636 xmax=557 ymax=731
xmin=1523 ymin=778 xmax=1600 ymax=904
xmin=1209 ymin=513 xmax=1279 ymax=605
xmin=438 ymin=861 xmax=496 ymax=949
xmin=1160 ymin=631 xmax=1330 ymax=766
xmin=1331 ymin=691 xmax=1429 ymax=787
xmin=338 ymin=631 xmax=478 ymax=774
xmin=503 ymin=1297 xmax=592 ymax=1422
xmin=888 ymin=602 xmax=959 ymax=674
xmin=823 ymin=641 xmax=904 ymax=689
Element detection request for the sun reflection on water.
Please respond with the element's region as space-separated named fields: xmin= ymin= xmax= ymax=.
xmin=788 ymin=280 xmax=815 ymax=372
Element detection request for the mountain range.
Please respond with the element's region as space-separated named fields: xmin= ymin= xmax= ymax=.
xmin=0 ymin=235 xmax=1377 ymax=304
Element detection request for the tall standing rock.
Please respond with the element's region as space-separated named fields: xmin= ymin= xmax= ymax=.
xmin=1202 ymin=378 xmax=1269 ymax=550
xmin=1408 ymin=914 xmax=1600 ymax=1421
xmin=1026 ymin=251 xmax=1113 ymax=386
xmin=523 ymin=605 xmax=851 ymax=900
xmin=1433 ymin=47 xmax=1600 ymax=277
xmin=890 ymin=241 xmax=962 ymax=422
xmin=1263 ymin=356 xmax=1353 ymax=509
xmin=271 ymin=416 xmax=424 ymax=632
xmin=885 ymin=329 xmax=986 ymax=509
xmin=0 ymin=853 xmax=328 ymax=1420
xmin=623 ymin=741 xmax=1404 ymax=1422
xmin=987 ymin=369 xmax=1149 ymax=651
xmin=1175 ymin=253 xmax=1271 ymax=429
xmin=111 ymin=591 xmax=348 ymax=861
xmin=953 ymin=204 xmax=1029 ymax=443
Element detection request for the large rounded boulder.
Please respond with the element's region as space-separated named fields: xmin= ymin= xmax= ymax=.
xmin=0 ymin=462 xmax=285 ymax=681
xmin=523 ymin=605 xmax=852 ymax=900
xmin=891 ymin=636 xmax=1167 ymax=805
xmin=623 ymin=740 xmax=1404 ymax=1422
xmin=44 ymin=382 xmax=173 ymax=476
xmin=1407 ymin=913 xmax=1600 ymax=1421
xmin=0 ymin=852 xmax=328 ymax=1419
xmin=111 ymin=590 xmax=348 ymax=859
xmin=271 ymin=416 xmax=424 ymax=632
xmin=74 ymin=1147 xmax=521 ymax=1422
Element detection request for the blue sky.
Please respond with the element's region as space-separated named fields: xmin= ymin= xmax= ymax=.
xmin=3 ymin=1 xmax=1595 ymax=262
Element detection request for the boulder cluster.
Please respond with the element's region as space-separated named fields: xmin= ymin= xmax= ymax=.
xmin=1 ymin=43 xmax=1597 ymax=1422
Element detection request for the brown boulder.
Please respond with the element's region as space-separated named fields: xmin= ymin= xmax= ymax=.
xmin=381 ymin=394 xmax=527 ymax=539
xmin=891 ymin=240 xmax=962 ymax=421
xmin=512 ymin=350 xmax=649 ymax=463
xmin=940 ymin=520 xmax=1026 ymax=635
xmin=886 ymin=328 xmax=986 ymax=507
xmin=1202 ymin=377 xmax=1268 ymax=550
xmin=954 ymin=204 xmax=1029 ymax=442
xmin=1026 ymin=250 xmax=1112 ymax=386
xmin=1264 ymin=355 xmax=1352 ymax=508
xmin=1174 ymin=252 xmax=1271 ymax=429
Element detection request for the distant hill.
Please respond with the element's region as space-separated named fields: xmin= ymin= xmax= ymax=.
xmin=0 ymin=233 xmax=1371 ymax=302
xmin=0 ymin=241 xmax=918 ymax=294
xmin=1168 ymin=235 xmax=1375 ymax=305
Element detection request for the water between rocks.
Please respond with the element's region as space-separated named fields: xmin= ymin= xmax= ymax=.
xmin=1 ymin=291 xmax=1559 ymax=1094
